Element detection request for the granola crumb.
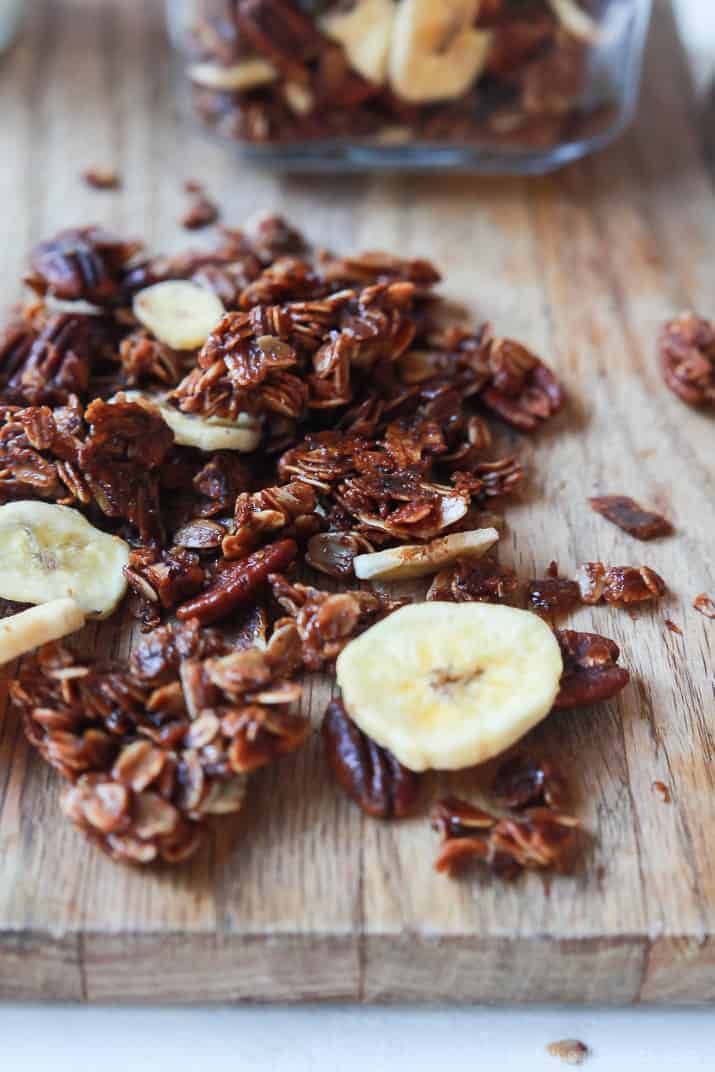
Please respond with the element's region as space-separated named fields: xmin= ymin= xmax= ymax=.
xmin=693 ymin=593 xmax=715 ymax=619
xmin=82 ymin=167 xmax=121 ymax=190
xmin=653 ymin=780 xmax=672 ymax=804
xmin=181 ymin=190 xmax=220 ymax=230
xmin=664 ymin=618 xmax=682 ymax=636
xmin=547 ymin=1039 xmax=590 ymax=1065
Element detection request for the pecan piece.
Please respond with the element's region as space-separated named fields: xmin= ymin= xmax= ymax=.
xmin=492 ymin=755 xmax=567 ymax=811
xmin=322 ymin=699 xmax=419 ymax=819
xmin=432 ymin=796 xmax=580 ymax=880
xmin=658 ymin=312 xmax=715 ymax=409
xmin=588 ymin=495 xmax=672 ymax=540
xmin=181 ymin=191 xmax=220 ymax=231
xmin=479 ymin=333 xmax=566 ymax=432
xmin=526 ymin=576 xmax=580 ymax=616
xmin=176 ymin=538 xmax=297 ymax=624
xmin=554 ymin=629 xmax=630 ymax=710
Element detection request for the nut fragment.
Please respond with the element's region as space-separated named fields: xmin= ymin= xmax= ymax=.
xmin=554 ymin=629 xmax=629 ymax=710
xmin=588 ymin=495 xmax=672 ymax=540
xmin=576 ymin=562 xmax=666 ymax=605
xmin=546 ymin=1038 xmax=590 ymax=1065
xmin=694 ymin=593 xmax=715 ymax=619
xmin=133 ymin=281 xmax=225 ymax=350
xmin=176 ymin=538 xmax=297 ymax=625
xmin=658 ymin=312 xmax=715 ymax=409
xmin=322 ymin=698 xmax=419 ymax=818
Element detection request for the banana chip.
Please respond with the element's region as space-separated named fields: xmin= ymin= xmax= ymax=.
xmin=0 ymin=501 xmax=129 ymax=618
xmin=320 ymin=0 xmax=396 ymax=85
xmin=133 ymin=281 xmax=224 ymax=351
xmin=116 ymin=391 xmax=261 ymax=453
xmin=388 ymin=0 xmax=491 ymax=103
xmin=336 ymin=602 xmax=563 ymax=772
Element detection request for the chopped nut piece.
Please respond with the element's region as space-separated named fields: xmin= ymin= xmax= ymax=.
xmin=82 ymin=168 xmax=121 ymax=190
xmin=493 ymin=755 xmax=567 ymax=811
xmin=652 ymin=780 xmax=672 ymax=804
xmin=181 ymin=191 xmax=220 ymax=231
xmin=527 ymin=575 xmax=580 ymax=616
xmin=588 ymin=495 xmax=672 ymax=540
xmin=658 ymin=312 xmax=715 ymax=409
xmin=694 ymin=593 xmax=715 ymax=619
xmin=554 ymin=629 xmax=630 ymax=710
xmin=546 ymin=1038 xmax=590 ymax=1065
xmin=664 ymin=618 xmax=682 ymax=636
xmin=576 ymin=562 xmax=666 ymax=605
xmin=432 ymin=795 xmax=580 ymax=880
xmin=322 ymin=698 xmax=419 ymax=819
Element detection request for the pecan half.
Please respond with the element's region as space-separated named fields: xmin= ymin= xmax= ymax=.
xmin=322 ymin=699 xmax=419 ymax=819
xmin=176 ymin=538 xmax=297 ymax=624
xmin=25 ymin=226 xmax=141 ymax=305
xmin=554 ymin=629 xmax=630 ymax=710
xmin=588 ymin=495 xmax=672 ymax=540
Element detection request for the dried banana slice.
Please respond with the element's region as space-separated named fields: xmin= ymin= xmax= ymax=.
xmin=336 ymin=602 xmax=563 ymax=772
xmin=0 ymin=501 xmax=129 ymax=618
xmin=116 ymin=391 xmax=261 ymax=453
xmin=354 ymin=527 xmax=499 ymax=581
xmin=133 ymin=281 xmax=224 ymax=351
xmin=320 ymin=0 xmax=396 ymax=85
xmin=188 ymin=59 xmax=278 ymax=92
xmin=0 ymin=598 xmax=86 ymax=666
xmin=388 ymin=0 xmax=491 ymax=103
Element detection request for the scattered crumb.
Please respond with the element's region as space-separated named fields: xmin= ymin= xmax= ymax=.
xmin=547 ymin=560 xmax=559 ymax=578
xmin=181 ymin=190 xmax=219 ymax=230
xmin=547 ymin=1039 xmax=590 ymax=1065
xmin=693 ymin=593 xmax=715 ymax=619
xmin=183 ymin=179 xmax=204 ymax=194
xmin=664 ymin=618 xmax=682 ymax=636
xmin=653 ymin=780 xmax=672 ymax=804
xmin=82 ymin=167 xmax=121 ymax=190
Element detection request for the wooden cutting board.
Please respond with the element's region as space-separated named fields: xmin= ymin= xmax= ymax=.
xmin=0 ymin=0 xmax=713 ymax=1004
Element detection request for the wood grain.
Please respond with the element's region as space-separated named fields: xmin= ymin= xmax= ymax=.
xmin=0 ymin=0 xmax=713 ymax=1003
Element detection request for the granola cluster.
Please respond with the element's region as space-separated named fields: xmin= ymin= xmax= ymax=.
xmin=181 ymin=0 xmax=610 ymax=153
xmin=0 ymin=211 xmax=652 ymax=877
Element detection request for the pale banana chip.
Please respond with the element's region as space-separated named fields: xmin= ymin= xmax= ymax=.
xmin=116 ymin=391 xmax=261 ymax=452
xmin=336 ymin=602 xmax=563 ymax=772
xmin=188 ymin=58 xmax=278 ymax=91
xmin=320 ymin=0 xmax=396 ymax=85
xmin=388 ymin=0 xmax=491 ymax=103
xmin=0 ymin=501 xmax=129 ymax=618
xmin=133 ymin=281 xmax=224 ymax=351
xmin=0 ymin=598 xmax=86 ymax=666
xmin=354 ymin=527 xmax=499 ymax=581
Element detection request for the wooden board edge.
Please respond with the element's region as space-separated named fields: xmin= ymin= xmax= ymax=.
xmin=2 ymin=930 xmax=714 ymax=1004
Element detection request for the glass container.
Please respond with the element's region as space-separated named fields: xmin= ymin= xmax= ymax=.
xmin=0 ymin=0 xmax=24 ymax=54
xmin=167 ymin=0 xmax=652 ymax=172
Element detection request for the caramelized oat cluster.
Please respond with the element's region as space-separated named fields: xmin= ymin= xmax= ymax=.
xmin=1 ymin=213 xmax=637 ymax=873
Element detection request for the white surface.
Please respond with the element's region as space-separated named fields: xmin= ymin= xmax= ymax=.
xmin=0 ymin=1005 xmax=714 ymax=1069
xmin=2 ymin=2 xmax=715 ymax=1069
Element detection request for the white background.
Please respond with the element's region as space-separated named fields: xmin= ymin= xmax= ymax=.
xmin=1 ymin=2 xmax=714 ymax=1068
